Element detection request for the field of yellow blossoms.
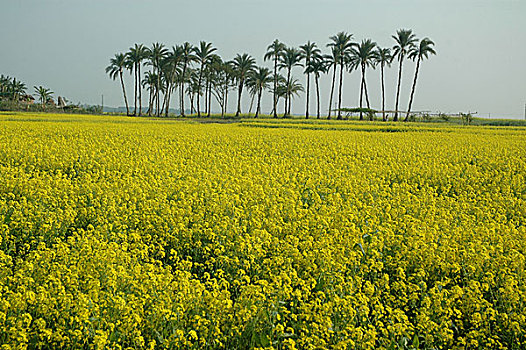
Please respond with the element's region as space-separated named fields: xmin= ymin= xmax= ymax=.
xmin=0 ymin=112 xmax=525 ymax=349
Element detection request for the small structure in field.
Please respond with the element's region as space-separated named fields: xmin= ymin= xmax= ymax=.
xmin=58 ymin=96 xmax=67 ymax=108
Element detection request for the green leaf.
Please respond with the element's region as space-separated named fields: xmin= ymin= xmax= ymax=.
xmin=412 ymin=333 xmax=420 ymax=349
xmin=257 ymin=333 xmax=271 ymax=347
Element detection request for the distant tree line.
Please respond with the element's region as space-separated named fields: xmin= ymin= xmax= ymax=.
xmin=108 ymin=29 xmax=435 ymax=120
xmin=0 ymin=75 xmax=58 ymax=109
xmin=0 ymin=75 xmax=35 ymax=107
xmin=0 ymin=75 xmax=99 ymax=113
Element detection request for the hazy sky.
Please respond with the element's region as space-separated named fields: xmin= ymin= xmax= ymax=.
xmin=1 ymin=0 xmax=525 ymax=118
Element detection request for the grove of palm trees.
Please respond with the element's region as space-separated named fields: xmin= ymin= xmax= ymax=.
xmin=106 ymin=29 xmax=436 ymax=120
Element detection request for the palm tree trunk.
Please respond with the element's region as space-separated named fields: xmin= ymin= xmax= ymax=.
xmin=381 ymin=64 xmax=386 ymax=121
xmin=328 ymin=63 xmax=336 ymax=119
xmin=148 ymin=88 xmax=153 ymax=116
xmin=405 ymin=56 xmax=421 ymax=121
xmin=164 ymin=70 xmax=175 ymax=118
xmin=255 ymin=88 xmax=262 ymax=118
xmin=138 ymin=64 xmax=142 ymax=116
xmin=181 ymin=62 xmax=187 ymax=116
xmin=166 ymin=85 xmax=175 ymax=117
xmin=179 ymin=82 xmax=184 ymax=115
xmin=359 ymin=65 xmax=364 ymax=121
xmin=364 ymin=68 xmax=371 ymax=110
xmin=364 ymin=82 xmax=372 ymax=120
xmin=204 ymin=76 xmax=208 ymax=115
xmin=394 ymin=54 xmax=404 ymax=121
xmin=225 ymin=86 xmax=229 ymax=115
xmin=305 ymin=70 xmax=310 ymax=119
xmin=248 ymin=92 xmax=255 ymax=115
xmin=156 ymin=66 xmax=161 ymax=116
xmin=119 ymin=71 xmax=130 ymax=116
xmin=166 ymin=86 xmax=172 ymax=117
xmin=134 ymin=63 xmax=137 ymax=115
xmin=208 ymin=79 xmax=212 ymax=117
xmin=161 ymin=83 xmax=169 ymax=115
xmin=153 ymin=88 xmax=158 ymax=116
xmin=177 ymin=83 xmax=181 ymax=116
xmin=236 ymin=80 xmax=243 ymax=116
xmin=158 ymin=89 xmax=162 ymax=116
xmin=162 ymin=90 xmax=167 ymax=117
xmin=221 ymin=88 xmax=226 ymax=118
xmin=284 ymin=68 xmax=291 ymax=117
xmin=154 ymin=89 xmax=158 ymax=116
xmin=273 ymin=56 xmax=278 ymax=118
xmin=315 ymin=74 xmax=320 ymax=119
xmin=337 ymin=59 xmax=344 ymax=120
xmin=204 ymin=78 xmax=208 ymax=115
xmin=179 ymin=79 xmax=183 ymax=116
xmin=190 ymin=93 xmax=195 ymax=114
xmin=197 ymin=63 xmax=204 ymax=117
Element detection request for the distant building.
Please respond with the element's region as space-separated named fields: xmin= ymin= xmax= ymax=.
xmin=21 ymin=94 xmax=35 ymax=104
xmin=58 ymin=96 xmax=67 ymax=108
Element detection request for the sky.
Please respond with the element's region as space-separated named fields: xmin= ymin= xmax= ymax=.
xmin=1 ymin=0 xmax=525 ymax=118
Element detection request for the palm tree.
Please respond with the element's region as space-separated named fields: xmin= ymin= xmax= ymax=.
xmin=232 ymin=53 xmax=256 ymax=117
xmin=274 ymin=74 xmax=288 ymax=116
xmin=106 ymin=53 xmax=130 ymax=115
xmin=278 ymin=47 xmax=303 ymax=116
xmin=264 ymin=39 xmax=286 ymax=118
xmin=136 ymin=45 xmax=149 ymax=115
xmin=193 ymin=41 xmax=217 ymax=117
xmin=179 ymin=42 xmax=196 ymax=116
xmin=350 ymin=39 xmax=377 ymax=120
xmin=33 ymin=86 xmax=53 ymax=110
xmin=0 ymin=75 xmax=11 ymax=98
xmin=300 ymin=41 xmax=321 ymax=119
xmin=10 ymin=79 xmax=27 ymax=103
xmin=3 ymin=77 xmax=24 ymax=102
xmin=126 ymin=44 xmax=147 ymax=115
xmin=206 ymin=54 xmax=222 ymax=116
xmin=186 ymin=70 xmax=201 ymax=114
xmin=328 ymin=32 xmax=355 ymax=119
xmin=375 ymin=47 xmax=393 ymax=121
xmin=405 ymin=38 xmax=436 ymax=121
xmin=245 ymin=78 xmax=257 ymax=115
xmin=223 ymin=62 xmax=236 ymax=116
xmin=142 ymin=71 xmax=157 ymax=116
xmin=179 ymin=67 xmax=193 ymax=116
xmin=324 ymin=48 xmax=339 ymax=119
xmin=211 ymin=60 xmax=235 ymax=117
xmin=392 ymin=29 xmax=418 ymax=121
xmin=277 ymin=78 xmax=304 ymax=116
xmin=305 ymin=56 xmax=327 ymax=119
xmin=161 ymin=46 xmax=183 ymax=117
xmin=138 ymin=46 xmax=149 ymax=115
xmin=247 ymin=67 xmax=272 ymax=118
xmin=147 ymin=43 xmax=169 ymax=116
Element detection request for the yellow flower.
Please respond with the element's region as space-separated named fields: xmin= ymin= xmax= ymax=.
xmin=1 ymin=112 xmax=525 ymax=349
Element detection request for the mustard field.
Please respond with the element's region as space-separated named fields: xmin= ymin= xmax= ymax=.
xmin=0 ymin=112 xmax=525 ymax=349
